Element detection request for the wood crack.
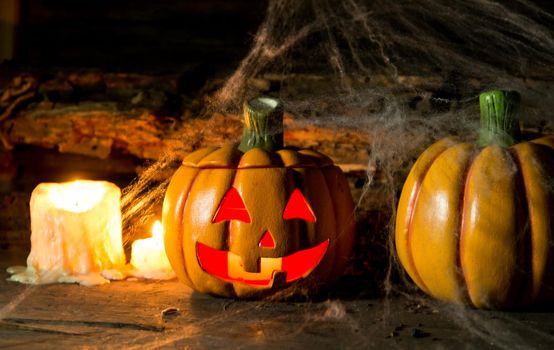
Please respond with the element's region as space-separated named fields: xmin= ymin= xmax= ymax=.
xmin=3 ymin=317 xmax=165 ymax=333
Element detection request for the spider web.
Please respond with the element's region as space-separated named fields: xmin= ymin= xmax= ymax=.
xmin=112 ymin=0 xmax=554 ymax=347
xmin=3 ymin=0 xmax=554 ymax=347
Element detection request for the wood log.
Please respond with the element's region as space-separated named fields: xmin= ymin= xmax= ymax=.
xmin=3 ymin=71 xmax=551 ymax=172
xmin=4 ymin=106 xmax=370 ymax=168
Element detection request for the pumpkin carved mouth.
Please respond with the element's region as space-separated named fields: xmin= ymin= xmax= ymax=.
xmin=196 ymin=240 xmax=329 ymax=287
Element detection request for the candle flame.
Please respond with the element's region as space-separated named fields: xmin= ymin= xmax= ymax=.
xmin=152 ymin=220 xmax=163 ymax=240
xmin=48 ymin=180 xmax=107 ymax=213
xmin=129 ymin=219 xmax=175 ymax=279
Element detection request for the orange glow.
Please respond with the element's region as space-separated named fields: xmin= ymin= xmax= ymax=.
xmin=196 ymin=240 xmax=329 ymax=287
xmin=213 ymin=187 xmax=251 ymax=223
xmin=130 ymin=220 xmax=175 ymax=280
xmin=8 ymin=180 xmax=125 ymax=286
xmin=282 ymin=189 xmax=316 ymax=222
xmin=48 ymin=180 xmax=108 ymax=212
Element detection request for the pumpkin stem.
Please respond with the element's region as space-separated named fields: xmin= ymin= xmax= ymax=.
xmin=238 ymin=97 xmax=284 ymax=153
xmin=478 ymin=90 xmax=521 ymax=147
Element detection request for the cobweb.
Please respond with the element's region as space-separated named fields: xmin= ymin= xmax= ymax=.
xmin=115 ymin=0 xmax=554 ymax=348
xmin=122 ymin=0 xmax=554 ymax=228
xmin=4 ymin=0 xmax=553 ymax=348
xmin=112 ymin=0 xmax=554 ymax=348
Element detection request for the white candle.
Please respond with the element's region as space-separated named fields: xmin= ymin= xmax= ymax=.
xmin=130 ymin=220 xmax=175 ymax=280
xmin=7 ymin=180 xmax=126 ymax=286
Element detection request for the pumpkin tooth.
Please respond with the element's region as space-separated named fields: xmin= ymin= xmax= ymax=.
xmin=195 ymin=240 xmax=329 ymax=287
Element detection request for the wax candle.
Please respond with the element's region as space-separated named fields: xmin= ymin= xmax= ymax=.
xmin=7 ymin=180 xmax=125 ymax=286
xmin=129 ymin=220 xmax=175 ymax=280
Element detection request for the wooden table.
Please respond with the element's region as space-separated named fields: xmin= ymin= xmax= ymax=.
xmin=2 ymin=254 xmax=554 ymax=349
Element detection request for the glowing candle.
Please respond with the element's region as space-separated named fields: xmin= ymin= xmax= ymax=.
xmin=130 ymin=220 xmax=175 ymax=280
xmin=7 ymin=180 xmax=125 ymax=286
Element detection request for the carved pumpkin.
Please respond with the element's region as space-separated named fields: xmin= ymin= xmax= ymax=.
xmin=396 ymin=90 xmax=554 ymax=309
xmin=162 ymin=97 xmax=355 ymax=298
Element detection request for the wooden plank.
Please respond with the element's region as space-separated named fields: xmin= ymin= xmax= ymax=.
xmin=2 ymin=262 xmax=554 ymax=348
xmin=4 ymin=108 xmax=370 ymax=167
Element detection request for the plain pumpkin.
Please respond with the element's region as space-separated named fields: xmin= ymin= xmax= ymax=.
xmin=395 ymin=90 xmax=554 ymax=309
xmin=162 ymin=97 xmax=355 ymax=298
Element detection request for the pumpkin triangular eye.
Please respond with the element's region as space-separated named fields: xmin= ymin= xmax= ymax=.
xmin=213 ymin=187 xmax=251 ymax=223
xmin=259 ymin=230 xmax=276 ymax=248
xmin=283 ymin=188 xmax=316 ymax=222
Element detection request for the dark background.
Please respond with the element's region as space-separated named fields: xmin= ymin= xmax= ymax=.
xmin=6 ymin=0 xmax=269 ymax=72
xmin=5 ymin=0 xmax=552 ymax=74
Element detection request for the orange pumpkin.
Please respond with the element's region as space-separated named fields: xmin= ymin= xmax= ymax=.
xmin=395 ymin=90 xmax=554 ymax=309
xmin=162 ymin=97 xmax=355 ymax=298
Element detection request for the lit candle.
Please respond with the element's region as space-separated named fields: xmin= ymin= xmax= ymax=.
xmin=129 ymin=220 xmax=175 ymax=280
xmin=7 ymin=180 xmax=126 ymax=286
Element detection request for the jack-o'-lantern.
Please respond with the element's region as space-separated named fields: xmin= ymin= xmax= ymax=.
xmin=395 ymin=90 xmax=554 ymax=309
xmin=162 ymin=97 xmax=355 ymax=298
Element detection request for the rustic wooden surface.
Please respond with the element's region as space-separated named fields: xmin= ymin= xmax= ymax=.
xmin=0 ymin=71 xmax=377 ymax=180
xmin=4 ymin=108 xmax=370 ymax=167
xmin=2 ymin=254 xmax=554 ymax=349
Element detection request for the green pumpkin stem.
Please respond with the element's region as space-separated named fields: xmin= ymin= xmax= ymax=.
xmin=238 ymin=97 xmax=284 ymax=153
xmin=478 ymin=90 xmax=521 ymax=147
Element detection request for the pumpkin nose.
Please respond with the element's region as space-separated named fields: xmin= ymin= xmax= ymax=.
xmin=259 ymin=230 xmax=276 ymax=249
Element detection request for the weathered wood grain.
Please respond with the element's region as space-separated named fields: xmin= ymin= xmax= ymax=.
xmin=4 ymin=108 xmax=371 ymax=167
xmin=2 ymin=260 xmax=554 ymax=349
